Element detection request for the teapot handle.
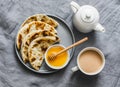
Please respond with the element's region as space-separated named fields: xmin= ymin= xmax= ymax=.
xmin=94 ymin=23 xmax=105 ymax=32
xmin=70 ymin=1 xmax=80 ymax=13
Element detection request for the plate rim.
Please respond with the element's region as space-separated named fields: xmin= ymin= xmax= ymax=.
xmin=15 ymin=14 xmax=75 ymax=74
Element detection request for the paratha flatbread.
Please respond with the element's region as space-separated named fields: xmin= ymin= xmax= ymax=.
xmin=16 ymin=21 xmax=57 ymax=49
xmin=21 ymin=30 xmax=58 ymax=63
xmin=21 ymin=14 xmax=58 ymax=28
xmin=28 ymin=36 xmax=60 ymax=70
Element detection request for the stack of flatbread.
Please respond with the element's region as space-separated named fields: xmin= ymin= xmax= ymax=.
xmin=16 ymin=14 xmax=60 ymax=70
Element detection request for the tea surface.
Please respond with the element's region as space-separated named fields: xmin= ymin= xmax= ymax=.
xmin=79 ymin=50 xmax=103 ymax=73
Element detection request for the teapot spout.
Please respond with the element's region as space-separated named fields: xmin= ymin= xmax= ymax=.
xmin=70 ymin=1 xmax=80 ymax=13
xmin=94 ymin=23 xmax=105 ymax=32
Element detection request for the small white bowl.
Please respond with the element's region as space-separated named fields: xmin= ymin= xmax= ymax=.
xmin=45 ymin=44 xmax=70 ymax=70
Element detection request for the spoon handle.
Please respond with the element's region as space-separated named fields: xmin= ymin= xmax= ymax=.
xmin=56 ymin=37 xmax=88 ymax=56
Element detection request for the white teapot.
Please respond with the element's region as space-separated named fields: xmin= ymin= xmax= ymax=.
xmin=70 ymin=1 xmax=105 ymax=33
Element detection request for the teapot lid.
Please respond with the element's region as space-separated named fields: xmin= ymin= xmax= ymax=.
xmin=80 ymin=5 xmax=99 ymax=23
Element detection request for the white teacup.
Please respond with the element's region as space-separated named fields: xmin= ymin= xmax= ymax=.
xmin=71 ymin=47 xmax=105 ymax=75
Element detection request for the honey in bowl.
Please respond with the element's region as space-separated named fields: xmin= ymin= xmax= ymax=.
xmin=45 ymin=45 xmax=69 ymax=69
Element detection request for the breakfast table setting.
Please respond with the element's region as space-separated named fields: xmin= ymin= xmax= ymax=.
xmin=1 ymin=0 xmax=120 ymax=87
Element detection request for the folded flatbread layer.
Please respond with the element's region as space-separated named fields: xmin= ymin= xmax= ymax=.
xmin=21 ymin=30 xmax=58 ymax=63
xmin=28 ymin=36 xmax=60 ymax=70
xmin=16 ymin=21 xmax=57 ymax=50
xmin=21 ymin=14 xmax=58 ymax=28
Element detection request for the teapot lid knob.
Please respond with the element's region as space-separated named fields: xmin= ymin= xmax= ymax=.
xmin=80 ymin=5 xmax=99 ymax=23
xmin=86 ymin=14 xmax=91 ymax=19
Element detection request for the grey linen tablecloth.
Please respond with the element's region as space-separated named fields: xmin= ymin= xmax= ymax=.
xmin=0 ymin=0 xmax=120 ymax=87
